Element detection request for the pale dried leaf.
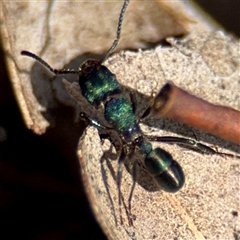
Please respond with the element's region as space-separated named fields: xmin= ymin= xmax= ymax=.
xmin=1 ymin=0 xmax=193 ymax=134
xmin=1 ymin=0 xmax=239 ymax=239
xmin=78 ymin=32 xmax=240 ymax=239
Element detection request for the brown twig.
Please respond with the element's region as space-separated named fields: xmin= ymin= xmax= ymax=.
xmin=143 ymin=82 xmax=240 ymax=145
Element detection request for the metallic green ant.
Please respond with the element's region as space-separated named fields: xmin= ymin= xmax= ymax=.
xmin=21 ymin=0 xmax=238 ymax=225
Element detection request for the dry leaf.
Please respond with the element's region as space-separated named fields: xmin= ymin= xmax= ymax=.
xmin=76 ymin=32 xmax=240 ymax=239
xmin=1 ymin=0 xmax=193 ymax=134
xmin=1 ymin=0 xmax=239 ymax=239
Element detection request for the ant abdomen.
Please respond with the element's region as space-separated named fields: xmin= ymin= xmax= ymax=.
xmin=144 ymin=148 xmax=185 ymax=192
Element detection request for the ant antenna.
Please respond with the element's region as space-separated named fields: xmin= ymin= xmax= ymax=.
xmin=99 ymin=0 xmax=130 ymax=64
xmin=21 ymin=50 xmax=79 ymax=75
xmin=21 ymin=0 xmax=130 ymax=74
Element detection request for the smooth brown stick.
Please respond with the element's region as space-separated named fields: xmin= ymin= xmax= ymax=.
xmin=143 ymin=82 xmax=240 ymax=145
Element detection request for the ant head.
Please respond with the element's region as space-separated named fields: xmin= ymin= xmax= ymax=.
xmin=79 ymin=59 xmax=101 ymax=77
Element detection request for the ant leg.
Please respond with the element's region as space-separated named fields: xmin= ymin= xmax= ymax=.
xmin=80 ymin=112 xmax=113 ymax=130
xmin=129 ymin=92 xmax=137 ymax=114
xmin=99 ymin=131 xmax=133 ymax=226
xmin=146 ymin=135 xmax=216 ymax=154
xmin=116 ymin=146 xmax=133 ymax=226
xmin=82 ymin=111 xmax=135 ymax=225
xmin=139 ymin=90 xmax=157 ymax=120
xmin=145 ymin=135 xmax=240 ymax=158
xmin=99 ymin=133 xmax=121 ymax=152
xmin=116 ymin=147 xmax=125 ymax=225
xmin=128 ymin=159 xmax=137 ymax=219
